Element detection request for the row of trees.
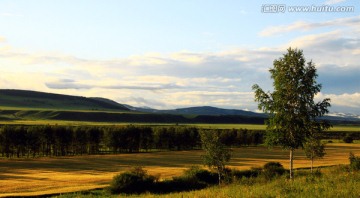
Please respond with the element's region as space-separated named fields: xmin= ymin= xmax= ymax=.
xmin=0 ymin=125 xmax=264 ymax=158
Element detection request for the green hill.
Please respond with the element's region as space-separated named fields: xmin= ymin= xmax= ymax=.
xmin=0 ymin=89 xmax=266 ymax=124
xmin=0 ymin=109 xmax=265 ymax=124
xmin=0 ymin=89 xmax=129 ymax=111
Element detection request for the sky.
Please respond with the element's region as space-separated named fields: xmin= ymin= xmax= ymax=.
xmin=0 ymin=0 xmax=359 ymax=114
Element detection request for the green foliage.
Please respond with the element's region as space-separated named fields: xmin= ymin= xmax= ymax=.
xmin=262 ymin=162 xmax=286 ymax=180
xmin=349 ymin=152 xmax=360 ymax=171
xmin=109 ymin=167 xmax=155 ymax=194
xmin=200 ymin=130 xmax=231 ymax=185
xmin=343 ymin=134 xmax=354 ymax=143
xmin=109 ymin=166 xmax=217 ymax=195
xmin=252 ymin=48 xmax=331 ymax=179
xmin=304 ymin=135 xmax=326 ymax=173
xmin=231 ymin=167 xmax=262 ymax=180
xmin=304 ymin=139 xmax=326 ymax=157
xmin=154 ymin=177 xmax=207 ymax=193
xmin=0 ymin=125 xmax=203 ymax=157
xmin=182 ymin=166 xmax=218 ymax=184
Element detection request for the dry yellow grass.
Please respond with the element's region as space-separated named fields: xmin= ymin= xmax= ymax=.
xmin=0 ymin=143 xmax=359 ymax=197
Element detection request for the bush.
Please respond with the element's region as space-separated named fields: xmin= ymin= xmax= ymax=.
xmin=109 ymin=166 xmax=215 ymax=195
xmin=343 ymin=134 xmax=354 ymax=143
xmin=232 ymin=167 xmax=262 ymax=180
xmin=109 ymin=167 xmax=155 ymax=194
xmin=313 ymin=168 xmax=322 ymax=177
xmin=153 ymin=177 xmax=207 ymax=193
xmin=262 ymin=162 xmax=285 ymax=180
xmin=183 ymin=166 xmax=218 ymax=184
xmin=349 ymin=152 xmax=360 ymax=171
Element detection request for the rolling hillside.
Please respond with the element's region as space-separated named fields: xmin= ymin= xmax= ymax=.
xmin=0 ymin=89 xmax=129 ymax=111
xmin=0 ymin=89 xmax=265 ymax=123
xmin=0 ymin=89 xmax=359 ymax=124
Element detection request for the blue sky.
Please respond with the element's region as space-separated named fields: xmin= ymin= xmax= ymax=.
xmin=0 ymin=0 xmax=359 ymax=114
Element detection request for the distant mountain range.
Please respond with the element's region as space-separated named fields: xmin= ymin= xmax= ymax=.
xmin=126 ymin=105 xmax=360 ymax=124
xmin=125 ymin=105 xmax=267 ymax=118
xmin=0 ymin=89 xmax=359 ymax=124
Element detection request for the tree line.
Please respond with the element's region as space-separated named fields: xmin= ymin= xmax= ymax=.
xmin=0 ymin=125 xmax=264 ymax=158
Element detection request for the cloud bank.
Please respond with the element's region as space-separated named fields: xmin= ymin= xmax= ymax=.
xmin=259 ymin=15 xmax=360 ymax=37
xmin=0 ymin=15 xmax=359 ymax=113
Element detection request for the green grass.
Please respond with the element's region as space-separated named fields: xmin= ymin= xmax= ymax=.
xmin=157 ymin=167 xmax=360 ymax=198
xmin=57 ymin=165 xmax=360 ymax=198
xmin=187 ymin=123 xmax=267 ymax=130
xmin=0 ymin=118 xmax=359 ymax=132
xmin=190 ymin=124 xmax=360 ymax=132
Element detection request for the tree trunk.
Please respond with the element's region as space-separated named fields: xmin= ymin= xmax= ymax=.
xmin=311 ymin=157 xmax=313 ymax=174
xmin=289 ymin=149 xmax=294 ymax=180
xmin=218 ymin=169 xmax=221 ymax=185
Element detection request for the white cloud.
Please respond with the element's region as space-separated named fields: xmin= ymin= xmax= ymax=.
xmin=324 ymin=0 xmax=346 ymax=5
xmin=0 ymin=36 xmax=6 ymax=43
xmin=259 ymin=15 xmax=360 ymax=37
xmin=0 ymin=12 xmax=24 ymax=17
xmin=285 ymin=30 xmax=341 ymax=49
xmin=316 ymin=92 xmax=360 ymax=108
xmin=1 ymin=19 xmax=360 ymax=113
xmin=117 ymin=97 xmax=166 ymax=108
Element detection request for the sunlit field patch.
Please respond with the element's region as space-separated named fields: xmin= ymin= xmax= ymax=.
xmin=0 ymin=143 xmax=359 ymax=197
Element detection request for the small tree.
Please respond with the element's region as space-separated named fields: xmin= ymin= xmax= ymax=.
xmin=349 ymin=152 xmax=360 ymax=171
xmin=252 ymin=48 xmax=331 ymax=179
xmin=200 ymin=130 xmax=231 ymax=185
xmin=304 ymin=134 xmax=326 ymax=174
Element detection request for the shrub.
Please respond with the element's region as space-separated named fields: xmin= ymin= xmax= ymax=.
xmin=349 ymin=152 xmax=360 ymax=171
xmin=232 ymin=167 xmax=262 ymax=180
xmin=183 ymin=166 xmax=218 ymax=184
xmin=331 ymin=164 xmax=350 ymax=174
xmin=313 ymin=168 xmax=322 ymax=177
xmin=109 ymin=167 xmax=155 ymax=194
xmin=153 ymin=177 xmax=207 ymax=193
xmin=343 ymin=134 xmax=354 ymax=143
xmin=262 ymin=162 xmax=285 ymax=180
xmin=149 ymin=167 xmax=215 ymax=194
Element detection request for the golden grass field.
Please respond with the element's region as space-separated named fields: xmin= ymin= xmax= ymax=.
xmin=0 ymin=143 xmax=359 ymax=197
xmin=0 ymin=120 xmax=359 ymax=132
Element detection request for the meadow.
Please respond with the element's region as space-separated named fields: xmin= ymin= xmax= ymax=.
xmin=0 ymin=119 xmax=359 ymax=132
xmin=0 ymin=143 xmax=359 ymax=197
xmin=146 ymin=166 xmax=360 ymax=198
xmin=60 ymin=166 xmax=360 ymax=198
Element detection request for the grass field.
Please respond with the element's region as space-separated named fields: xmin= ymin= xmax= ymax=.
xmin=61 ymin=165 xmax=360 ymax=198
xmin=0 ymin=119 xmax=359 ymax=132
xmin=190 ymin=124 xmax=360 ymax=132
xmin=0 ymin=143 xmax=359 ymax=197
xmin=125 ymin=167 xmax=360 ymax=198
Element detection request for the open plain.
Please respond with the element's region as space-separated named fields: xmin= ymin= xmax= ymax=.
xmin=0 ymin=143 xmax=359 ymax=197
